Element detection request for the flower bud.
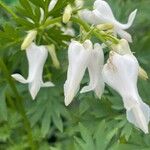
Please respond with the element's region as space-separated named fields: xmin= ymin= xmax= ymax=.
xmin=75 ymin=0 xmax=84 ymax=9
xmin=139 ymin=67 xmax=148 ymax=80
xmin=47 ymin=44 xmax=60 ymax=69
xmin=62 ymin=5 xmax=72 ymax=24
xmin=21 ymin=30 xmax=37 ymax=50
xmin=97 ymin=23 xmax=114 ymax=31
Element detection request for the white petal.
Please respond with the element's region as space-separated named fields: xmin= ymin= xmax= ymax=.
xmin=11 ymin=74 xmax=28 ymax=84
xmin=94 ymin=0 xmax=115 ymax=19
xmin=116 ymin=9 xmax=137 ymax=30
xmin=64 ymin=40 xmax=90 ymax=106
xmin=102 ymin=52 xmax=150 ymax=132
xmin=116 ymin=28 xmax=132 ymax=43
xmin=29 ymin=81 xmax=41 ymax=100
xmin=80 ymin=43 xmax=105 ymax=98
xmin=126 ymin=101 xmax=149 ymax=134
xmin=80 ymin=9 xmax=100 ymax=25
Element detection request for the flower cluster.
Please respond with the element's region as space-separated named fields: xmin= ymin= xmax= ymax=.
xmin=11 ymin=0 xmax=150 ymax=133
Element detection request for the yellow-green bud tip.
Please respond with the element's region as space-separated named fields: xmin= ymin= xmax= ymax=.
xmin=21 ymin=30 xmax=37 ymax=50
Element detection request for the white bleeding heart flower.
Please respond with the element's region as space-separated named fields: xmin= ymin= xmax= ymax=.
xmin=81 ymin=0 xmax=137 ymax=42
xmin=12 ymin=43 xmax=54 ymax=100
xmin=80 ymin=43 xmax=105 ymax=98
xmin=102 ymin=51 xmax=150 ymax=133
xmin=64 ymin=40 xmax=104 ymax=106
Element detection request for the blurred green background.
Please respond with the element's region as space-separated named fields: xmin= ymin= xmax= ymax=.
xmin=0 ymin=0 xmax=150 ymax=150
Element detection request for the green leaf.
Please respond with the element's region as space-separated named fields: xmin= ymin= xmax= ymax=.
xmin=41 ymin=103 xmax=51 ymax=137
xmin=0 ymin=87 xmax=7 ymax=121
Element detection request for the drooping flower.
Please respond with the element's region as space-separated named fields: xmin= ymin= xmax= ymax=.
xmin=80 ymin=43 xmax=105 ymax=98
xmin=64 ymin=40 xmax=104 ymax=106
xmin=12 ymin=43 xmax=54 ymax=99
xmin=102 ymin=51 xmax=150 ymax=133
xmin=81 ymin=0 xmax=137 ymax=42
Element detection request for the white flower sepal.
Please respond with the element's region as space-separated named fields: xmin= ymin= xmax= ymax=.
xmin=81 ymin=0 xmax=137 ymax=42
xmin=80 ymin=42 xmax=105 ymax=98
xmin=102 ymin=51 xmax=150 ymax=133
xmin=64 ymin=40 xmax=104 ymax=106
xmin=112 ymin=39 xmax=148 ymax=80
xmin=12 ymin=43 xmax=54 ymax=100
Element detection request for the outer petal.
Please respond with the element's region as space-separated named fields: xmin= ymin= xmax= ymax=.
xmin=116 ymin=28 xmax=132 ymax=43
xmin=11 ymin=74 xmax=28 ymax=83
xmin=80 ymin=9 xmax=100 ymax=25
xmin=94 ymin=0 xmax=115 ymax=19
xmin=64 ymin=40 xmax=90 ymax=106
xmin=80 ymin=43 xmax=105 ymax=98
xmin=102 ymin=52 xmax=150 ymax=133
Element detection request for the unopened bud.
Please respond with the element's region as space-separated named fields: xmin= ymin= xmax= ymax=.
xmin=97 ymin=23 xmax=114 ymax=31
xmin=63 ymin=5 xmax=72 ymax=23
xmin=139 ymin=67 xmax=148 ymax=80
xmin=21 ymin=30 xmax=37 ymax=50
xmin=75 ymin=0 xmax=84 ymax=9
xmin=47 ymin=45 xmax=60 ymax=69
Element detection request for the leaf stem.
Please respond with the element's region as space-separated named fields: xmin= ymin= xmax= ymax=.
xmin=0 ymin=58 xmax=35 ymax=150
xmin=0 ymin=1 xmax=18 ymax=19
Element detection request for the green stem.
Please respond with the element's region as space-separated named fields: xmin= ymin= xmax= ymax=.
xmin=40 ymin=17 xmax=62 ymax=29
xmin=40 ymin=16 xmax=119 ymax=45
xmin=0 ymin=1 xmax=18 ymax=19
xmin=71 ymin=17 xmax=119 ymax=44
xmin=0 ymin=58 xmax=35 ymax=150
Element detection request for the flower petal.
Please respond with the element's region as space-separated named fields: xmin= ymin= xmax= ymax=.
xmin=80 ymin=43 xmax=105 ymax=98
xmin=116 ymin=29 xmax=132 ymax=43
xmin=64 ymin=40 xmax=90 ymax=106
xmin=94 ymin=0 xmax=115 ymax=19
xmin=102 ymin=52 xmax=150 ymax=132
xmin=11 ymin=74 xmax=28 ymax=83
xmin=126 ymin=100 xmax=150 ymax=134
xmin=80 ymin=9 xmax=100 ymax=25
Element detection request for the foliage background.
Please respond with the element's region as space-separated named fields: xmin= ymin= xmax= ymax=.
xmin=0 ymin=0 xmax=150 ymax=149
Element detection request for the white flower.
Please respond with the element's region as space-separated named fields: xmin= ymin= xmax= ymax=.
xmin=80 ymin=43 xmax=105 ymax=98
xmin=81 ymin=0 xmax=137 ymax=42
xmin=12 ymin=43 xmax=54 ymax=100
xmin=64 ymin=40 xmax=104 ymax=106
xmin=102 ymin=51 xmax=150 ymax=133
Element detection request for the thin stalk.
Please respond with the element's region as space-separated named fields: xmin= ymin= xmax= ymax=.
xmin=0 ymin=58 xmax=35 ymax=150
xmin=0 ymin=1 xmax=18 ymax=19
xmin=40 ymin=17 xmax=62 ymax=29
